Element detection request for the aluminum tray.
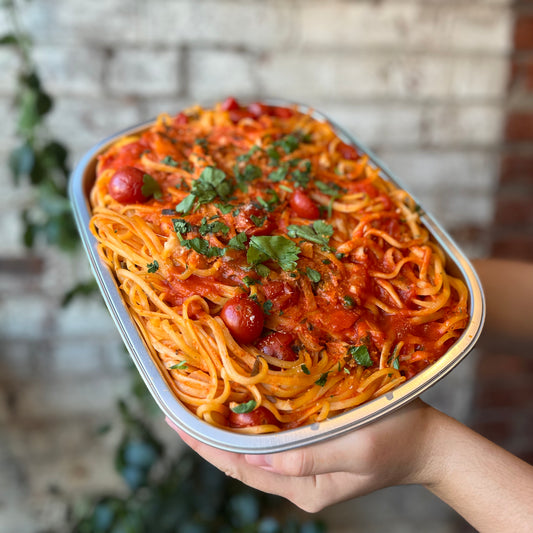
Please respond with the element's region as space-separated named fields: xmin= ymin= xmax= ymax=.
xmin=69 ymin=101 xmax=485 ymax=454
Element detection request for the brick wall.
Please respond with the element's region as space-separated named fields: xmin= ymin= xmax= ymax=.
xmin=468 ymin=0 xmax=533 ymax=480
xmin=0 ymin=1 xmax=518 ymax=532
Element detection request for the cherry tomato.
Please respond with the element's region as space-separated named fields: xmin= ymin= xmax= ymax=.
xmin=108 ymin=166 xmax=149 ymax=204
xmin=228 ymin=108 xmax=254 ymax=123
xmin=174 ymin=112 xmax=188 ymax=125
xmin=271 ymin=106 xmax=294 ymax=119
xmin=229 ymin=406 xmax=277 ymax=428
xmin=262 ymin=281 xmax=299 ymax=310
xmin=337 ymin=141 xmax=359 ymax=161
xmin=328 ymin=309 xmax=359 ymax=333
xmin=290 ymin=189 xmax=320 ymax=220
xmin=220 ymin=295 xmax=264 ymax=344
xmin=221 ymin=96 xmax=241 ymax=111
xmin=235 ymin=204 xmax=277 ymax=236
xmin=247 ymin=102 xmax=271 ymax=118
xmin=256 ymin=331 xmax=297 ymax=362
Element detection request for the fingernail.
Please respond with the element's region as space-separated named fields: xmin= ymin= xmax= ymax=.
xmin=245 ymin=454 xmax=273 ymax=468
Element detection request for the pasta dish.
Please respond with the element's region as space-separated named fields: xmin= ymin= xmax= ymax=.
xmin=90 ymin=98 xmax=469 ymax=433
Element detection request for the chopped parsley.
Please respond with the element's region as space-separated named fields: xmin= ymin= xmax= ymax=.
xmin=343 ymin=295 xmax=355 ymax=308
xmin=247 ymin=235 xmax=301 ymax=272
xmin=231 ymin=400 xmax=257 ymax=414
xmin=172 ymin=218 xmax=193 ymax=235
xmin=227 ymin=232 xmax=248 ymax=251
xmin=287 ymin=220 xmax=334 ymax=250
xmin=176 ymin=166 xmax=233 ymax=214
xmin=160 ymin=155 xmax=179 ymax=167
xmin=268 ymin=163 xmax=289 ymax=183
xmin=263 ymin=299 xmax=273 ymax=315
xmin=315 ymin=372 xmax=329 ymax=387
xmin=215 ymin=202 xmax=235 ymax=214
xmin=242 ymin=276 xmax=259 ymax=287
xmin=234 ymin=163 xmax=262 ymax=191
xmin=255 ymin=264 xmax=270 ymax=278
xmin=141 ymin=174 xmax=162 ymax=200
xmin=348 ymin=345 xmax=373 ymax=367
xmin=290 ymin=159 xmax=312 ymax=188
xmin=170 ymin=361 xmax=187 ymax=370
xmin=275 ymin=134 xmax=300 ymax=154
xmin=315 ymin=180 xmax=346 ymax=198
xmin=301 ymin=364 xmax=310 ymax=375
xmin=147 ymin=260 xmax=159 ymax=273
xmin=306 ymin=267 xmax=321 ymax=283
xmin=198 ymin=218 xmax=230 ymax=236
xmin=180 ymin=237 xmax=225 ymax=258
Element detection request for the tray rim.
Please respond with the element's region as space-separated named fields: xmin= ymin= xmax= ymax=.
xmin=69 ymin=99 xmax=485 ymax=453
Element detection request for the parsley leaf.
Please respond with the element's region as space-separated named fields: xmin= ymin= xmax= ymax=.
xmin=231 ymin=400 xmax=257 ymax=414
xmin=181 ymin=237 xmax=225 ymax=258
xmin=170 ymin=361 xmax=187 ymax=370
xmin=175 ymin=194 xmax=196 ymax=214
xmin=198 ymin=218 xmax=230 ymax=236
xmin=255 ymin=264 xmax=270 ymax=277
xmin=242 ymin=276 xmax=259 ymax=287
xmin=287 ymin=220 xmax=334 ymax=249
xmin=315 ymin=180 xmax=346 ymax=198
xmin=301 ymin=364 xmax=310 ymax=375
xmin=268 ymin=164 xmax=289 ymax=182
xmin=147 ymin=260 xmax=159 ymax=273
xmin=343 ymin=295 xmax=355 ymax=308
xmin=250 ymin=214 xmax=266 ymax=227
xmin=348 ymin=345 xmax=373 ymax=367
xmin=215 ymin=202 xmax=234 ymax=214
xmin=315 ymin=372 xmax=329 ymax=387
xmin=234 ymin=163 xmax=262 ymax=191
xmin=141 ymin=174 xmax=162 ymax=200
xmin=227 ymin=232 xmax=248 ymax=251
xmin=275 ymin=134 xmax=300 ymax=154
xmin=290 ymin=159 xmax=312 ymax=188
xmin=306 ymin=267 xmax=321 ymax=283
xmin=263 ymin=300 xmax=273 ymax=315
xmin=160 ymin=155 xmax=179 ymax=167
xmin=247 ymin=235 xmax=301 ymax=272
xmin=172 ymin=218 xmax=193 ymax=235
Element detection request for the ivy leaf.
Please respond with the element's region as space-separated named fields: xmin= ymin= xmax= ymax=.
xmin=247 ymin=235 xmax=301 ymax=272
xmin=9 ymin=142 xmax=35 ymax=184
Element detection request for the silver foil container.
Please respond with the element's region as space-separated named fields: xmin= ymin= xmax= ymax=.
xmin=69 ymin=102 xmax=485 ymax=453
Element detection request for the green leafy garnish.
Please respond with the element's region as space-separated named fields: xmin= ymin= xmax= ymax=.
xmin=287 ymin=220 xmax=334 ymax=249
xmin=315 ymin=180 xmax=346 ymax=198
xmin=227 ymin=232 xmax=248 ymax=251
xmin=306 ymin=267 xmax=321 ymax=283
xmin=237 ymin=145 xmax=261 ymax=162
xmin=242 ymin=276 xmax=259 ymax=287
xmin=255 ymin=264 xmax=270 ymax=278
xmin=250 ymin=214 xmax=266 ymax=227
xmin=263 ymin=300 xmax=273 ymax=315
xmin=290 ymin=160 xmax=312 ymax=188
xmin=275 ymin=134 xmax=300 ymax=154
xmin=176 ymin=166 xmax=233 ymax=214
xmin=268 ymin=164 xmax=289 ymax=183
xmin=160 ymin=155 xmax=179 ymax=167
xmin=172 ymin=218 xmax=193 ymax=235
xmin=230 ymin=400 xmax=257 ymax=414
xmin=343 ymin=295 xmax=354 ymax=308
xmin=348 ymin=345 xmax=373 ymax=367
xmin=147 ymin=260 xmax=159 ymax=273
xmin=234 ymin=164 xmax=262 ymax=191
xmin=198 ymin=218 xmax=230 ymax=236
xmin=247 ymin=235 xmax=301 ymax=272
xmin=141 ymin=174 xmax=162 ymax=200
xmin=170 ymin=361 xmax=188 ymax=370
xmin=181 ymin=237 xmax=225 ymax=258
xmin=315 ymin=372 xmax=329 ymax=387
xmin=215 ymin=202 xmax=235 ymax=214
xmin=301 ymin=364 xmax=310 ymax=375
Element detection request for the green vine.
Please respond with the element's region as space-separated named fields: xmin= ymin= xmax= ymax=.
xmin=2 ymin=2 xmax=327 ymax=532
xmin=2 ymin=0 xmax=79 ymax=251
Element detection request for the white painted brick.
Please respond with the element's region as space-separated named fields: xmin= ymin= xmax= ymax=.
xmin=376 ymin=148 xmax=499 ymax=196
xmin=256 ymin=51 xmax=509 ymax=101
xmin=315 ymin=101 xmax=425 ymax=147
xmin=107 ymin=47 xmax=181 ymax=97
xmin=55 ymin=295 xmax=117 ymax=338
xmin=423 ymin=104 xmax=505 ymax=146
xmin=0 ymin=207 xmax=27 ymax=254
xmin=16 ymin=373 xmax=130 ymax=418
xmin=45 ymin=96 xmax=143 ymax=158
xmin=143 ymin=0 xmax=294 ymax=49
xmin=20 ymin=0 xmax=143 ymax=45
xmin=0 ymin=293 xmax=52 ymax=340
xmin=0 ymin=49 xmax=20 ymax=94
xmin=300 ymin=1 xmax=512 ymax=53
xmin=32 ymin=45 xmax=105 ymax=97
xmin=0 ymin=98 xmax=17 ymax=142
xmin=189 ymin=49 xmax=256 ymax=101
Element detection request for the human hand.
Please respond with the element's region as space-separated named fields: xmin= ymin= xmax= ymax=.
xmin=166 ymin=399 xmax=439 ymax=513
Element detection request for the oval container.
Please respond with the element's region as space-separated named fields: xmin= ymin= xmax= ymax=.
xmin=69 ymin=101 xmax=485 ymax=454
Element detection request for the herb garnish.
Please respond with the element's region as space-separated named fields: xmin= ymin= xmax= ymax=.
xmin=227 ymin=232 xmax=248 ymax=251
xmin=343 ymin=295 xmax=354 ymax=308
xmin=147 ymin=260 xmax=159 ymax=273
xmin=306 ymin=267 xmax=321 ymax=283
xmin=287 ymin=220 xmax=334 ymax=250
xmin=231 ymin=400 xmax=257 ymax=414
xmin=301 ymin=364 xmax=310 ymax=375
xmin=247 ymin=235 xmax=301 ymax=272
xmin=315 ymin=372 xmax=329 ymax=387
xmin=160 ymin=155 xmax=179 ymax=167
xmin=348 ymin=345 xmax=373 ymax=367
xmin=141 ymin=174 xmax=162 ymax=200
xmin=170 ymin=361 xmax=187 ymax=370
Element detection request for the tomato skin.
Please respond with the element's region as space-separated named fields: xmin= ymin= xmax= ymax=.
xmin=290 ymin=189 xmax=320 ymax=220
xmin=235 ymin=204 xmax=277 ymax=236
xmin=174 ymin=112 xmax=188 ymax=125
xmin=108 ymin=166 xmax=149 ymax=204
xmin=271 ymin=106 xmax=294 ymax=119
xmin=256 ymin=332 xmax=297 ymax=362
xmin=220 ymin=295 xmax=264 ymax=344
xmin=337 ymin=141 xmax=359 ymax=161
xmin=221 ymin=96 xmax=241 ymax=111
xmin=229 ymin=406 xmax=277 ymax=428
xmin=228 ymin=108 xmax=254 ymax=123
xmin=262 ymin=281 xmax=299 ymax=310
xmin=247 ymin=102 xmax=271 ymax=118
xmin=328 ymin=309 xmax=359 ymax=333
